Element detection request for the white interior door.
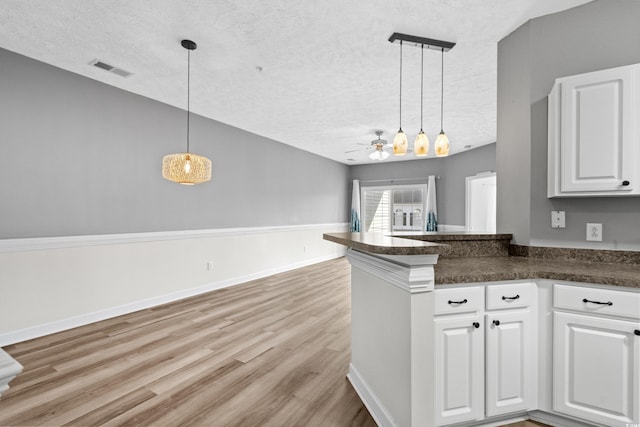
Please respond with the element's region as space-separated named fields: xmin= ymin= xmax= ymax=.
xmin=465 ymin=173 xmax=497 ymax=233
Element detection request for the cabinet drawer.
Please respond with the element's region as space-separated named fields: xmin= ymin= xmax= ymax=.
xmin=554 ymin=284 xmax=640 ymax=320
xmin=434 ymin=286 xmax=484 ymax=315
xmin=486 ymin=282 xmax=534 ymax=310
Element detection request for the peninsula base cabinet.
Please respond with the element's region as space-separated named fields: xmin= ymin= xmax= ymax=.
xmin=347 ymin=253 xmax=640 ymax=427
xmin=552 ymin=284 xmax=640 ymax=426
xmin=434 ymin=283 xmax=537 ymax=426
xmin=432 ymin=281 xmax=639 ymax=427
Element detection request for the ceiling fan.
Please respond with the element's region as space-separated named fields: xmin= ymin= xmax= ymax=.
xmin=344 ymin=130 xmax=392 ymax=160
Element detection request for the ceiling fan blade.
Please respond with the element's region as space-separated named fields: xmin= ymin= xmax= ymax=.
xmin=344 ymin=148 xmax=362 ymax=153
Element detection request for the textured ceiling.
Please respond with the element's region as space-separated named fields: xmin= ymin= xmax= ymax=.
xmin=0 ymin=0 xmax=592 ymax=164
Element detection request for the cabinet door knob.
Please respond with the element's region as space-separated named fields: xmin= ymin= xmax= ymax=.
xmin=473 ymin=322 xmax=480 ymax=329
xmin=493 ymin=320 xmax=500 ymax=326
xmin=448 ymin=299 xmax=468 ymax=305
xmin=622 ymin=180 xmax=630 ymax=186
xmin=635 ymin=329 xmax=640 ymax=336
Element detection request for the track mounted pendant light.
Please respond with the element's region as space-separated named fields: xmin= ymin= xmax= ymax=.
xmin=434 ymin=47 xmax=450 ymax=157
xmin=388 ymin=33 xmax=455 ymax=159
xmin=392 ymin=40 xmax=408 ymax=156
xmin=414 ymin=44 xmax=429 ymax=157
xmin=162 ymin=39 xmax=212 ymax=185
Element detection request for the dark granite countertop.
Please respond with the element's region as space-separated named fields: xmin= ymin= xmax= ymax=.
xmin=391 ymin=232 xmax=513 ymax=241
xmin=323 ymin=232 xmax=446 ymax=255
xmin=323 ymin=232 xmax=640 ymax=288
xmin=435 ymin=257 xmax=640 ymax=288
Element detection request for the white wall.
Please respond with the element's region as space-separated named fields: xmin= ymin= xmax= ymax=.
xmin=0 ymin=224 xmax=347 ymax=346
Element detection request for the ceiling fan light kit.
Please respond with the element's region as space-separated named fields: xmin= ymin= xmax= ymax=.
xmin=388 ymin=32 xmax=455 ymax=160
xmin=369 ymin=130 xmax=390 ymax=161
xmin=162 ymin=39 xmax=212 ymax=185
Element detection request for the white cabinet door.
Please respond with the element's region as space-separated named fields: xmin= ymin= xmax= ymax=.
xmin=485 ymin=309 xmax=535 ymax=417
xmin=434 ymin=314 xmax=484 ymax=426
xmin=553 ymin=311 xmax=640 ymax=426
xmin=548 ymin=63 xmax=640 ymax=197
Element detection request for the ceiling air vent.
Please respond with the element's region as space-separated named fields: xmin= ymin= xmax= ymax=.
xmin=89 ymin=59 xmax=133 ymax=78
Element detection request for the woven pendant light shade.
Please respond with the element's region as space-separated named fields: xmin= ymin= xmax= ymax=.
xmin=162 ymin=153 xmax=212 ymax=185
xmin=162 ymin=39 xmax=212 ymax=185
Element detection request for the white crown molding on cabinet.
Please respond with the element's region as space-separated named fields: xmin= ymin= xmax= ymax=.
xmin=346 ymin=248 xmax=437 ymax=294
xmin=0 ymin=223 xmax=349 ymax=253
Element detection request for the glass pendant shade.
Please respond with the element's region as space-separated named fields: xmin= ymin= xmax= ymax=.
xmin=414 ymin=131 xmax=429 ymax=156
xmin=393 ymin=129 xmax=408 ymax=156
xmin=434 ymin=131 xmax=450 ymax=157
xmin=369 ymin=147 xmax=390 ymax=161
xmin=162 ymin=153 xmax=212 ymax=185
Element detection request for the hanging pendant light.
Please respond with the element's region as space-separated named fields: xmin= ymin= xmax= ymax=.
xmin=435 ymin=47 xmax=450 ymax=157
xmin=414 ymin=44 xmax=429 ymax=157
xmin=393 ymin=40 xmax=408 ymax=156
xmin=162 ymin=39 xmax=212 ymax=185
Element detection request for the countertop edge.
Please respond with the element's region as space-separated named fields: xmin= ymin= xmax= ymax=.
xmin=323 ymin=232 xmax=447 ymax=255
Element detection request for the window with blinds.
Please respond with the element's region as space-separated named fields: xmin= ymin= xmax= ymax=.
xmin=362 ymin=189 xmax=392 ymax=232
xmin=361 ymin=184 xmax=426 ymax=232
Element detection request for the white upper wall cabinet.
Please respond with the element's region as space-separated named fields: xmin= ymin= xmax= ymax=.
xmin=548 ymin=63 xmax=640 ymax=197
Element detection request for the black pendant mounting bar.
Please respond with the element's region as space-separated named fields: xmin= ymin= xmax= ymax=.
xmin=388 ymin=33 xmax=455 ymax=52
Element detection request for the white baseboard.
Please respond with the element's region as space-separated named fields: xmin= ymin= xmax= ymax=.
xmin=347 ymin=363 xmax=397 ymax=427
xmin=529 ymin=410 xmax=605 ymax=427
xmin=0 ymin=253 xmax=341 ymax=347
xmin=439 ymin=224 xmax=466 ymax=232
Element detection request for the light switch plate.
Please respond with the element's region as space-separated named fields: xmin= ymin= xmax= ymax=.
xmin=586 ymin=223 xmax=602 ymax=242
xmin=551 ymin=211 xmax=565 ymax=228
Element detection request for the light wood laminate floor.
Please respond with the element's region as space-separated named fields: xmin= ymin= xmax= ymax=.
xmin=1 ymin=258 xmax=552 ymax=427
xmin=0 ymin=258 xmax=375 ymax=426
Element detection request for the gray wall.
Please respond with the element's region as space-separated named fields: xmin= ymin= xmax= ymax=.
xmin=350 ymin=143 xmax=496 ymax=226
xmin=0 ymin=48 xmax=350 ymax=239
xmin=496 ymin=22 xmax=532 ymax=245
xmin=498 ymin=0 xmax=640 ymax=249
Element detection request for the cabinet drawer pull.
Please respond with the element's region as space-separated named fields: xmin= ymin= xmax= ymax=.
xmin=582 ymin=298 xmax=613 ymax=306
xmin=448 ymin=299 xmax=468 ymax=305
xmin=502 ymin=294 xmax=520 ymax=301
xmin=635 ymin=330 xmax=640 ymax=336
xmin=493 ymin=320 xmax=500 ymax=326
xmin=622 ymin=180 xmax=630 ymax=186
xmin=473 ymin=322 xmax=480 ymax=329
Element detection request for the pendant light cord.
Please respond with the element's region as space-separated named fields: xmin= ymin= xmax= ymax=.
xmin=186 ymin=48 xmax=191 ymax=153
xmin=420 ymin=44 xmax=424 ymax=131
xmin=440 ymin=47 xmax=444 ymax=132
xmin=399 ymin=40 xmax=403 ymax=131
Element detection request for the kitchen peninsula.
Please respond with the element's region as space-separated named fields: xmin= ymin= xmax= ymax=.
xmin=323 ymin=232 xmax=640 ymax=427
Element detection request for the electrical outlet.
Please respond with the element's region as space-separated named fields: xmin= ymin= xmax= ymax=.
xmin=586 ymin=223 xmax=602 ymax=242
xmin=551 ymin=211 xmax=565 ymax=228
xmin=207 ymin=260 xmax=214 ymax=270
